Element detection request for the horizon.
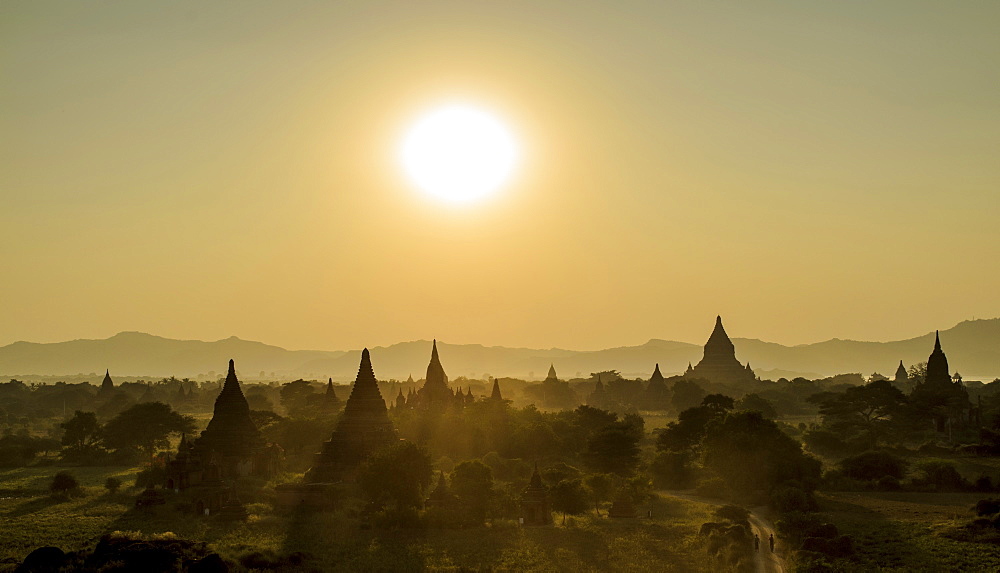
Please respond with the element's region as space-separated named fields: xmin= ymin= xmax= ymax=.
xmin=3 ymin=314 xmax=996 ymax=353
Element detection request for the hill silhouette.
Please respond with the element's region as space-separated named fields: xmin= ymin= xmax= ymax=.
xmin=1 ymin=319 xmax=997 ymax=381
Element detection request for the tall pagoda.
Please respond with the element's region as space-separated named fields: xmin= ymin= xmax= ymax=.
xmin=305 ymin=349 xmax=398 ymax=483
xmin=416 ymin=340 xmax=454 ymax=409
xmin=164 ymin=359 xmax=282 ymax=513
xmin=686 ymin=316 xmax=755 ymax=385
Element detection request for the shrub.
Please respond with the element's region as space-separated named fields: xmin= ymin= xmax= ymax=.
xmin=714 ymin=504 xmax=750 ymax=525
xmin=975 ymin=475 xmax=994 ymax=492
xmin=695 ymin=477 xmax=728 ymax=499
xmin=975 ymin=499 xmax=1000 ymax=517
xmin=914 ymin=459 xmax=968 ymax=491
xmin=802 ymin=429 xmax=849 ymax=457
xmin=776 ymin=511 xmax=824 ymax=546
xmin=876 ymin=475 xmax=901 ymax=491
xmin=49 ymin=470 xmax=79 ymax=496
xmin=650 ymin=450 xmax=693 ymax=489
xmin=135 ymin=465 xmax=167 ymax=488
xmin=770 ymin=485 xmax=816 ymax=512
xmin=839 ymin=451 xmax=908 ymax=481
xmin=104 ymin=477 xmax=122 ymax=494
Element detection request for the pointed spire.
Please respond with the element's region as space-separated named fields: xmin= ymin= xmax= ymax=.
xmin=343 ymin=348 xmax=389 ymax=414
xmin=926 ymin=330 xmax=951 ymax=386
xmin=529 ymin=462 xmax=543 ymax=488
xmin=490 ymin=377 xmax=503 ymax=400
xmin=650 ymin=363 xmax=663 ymax=383
xmin=100 ymin=369 xmax=115 ymax=392
xmin=547 ymin=364 xmax=557 ymax=380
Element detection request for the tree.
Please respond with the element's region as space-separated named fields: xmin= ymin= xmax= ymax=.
xmin=655 ymin=404 xmax=721 ymax=452
xmin=650 ymin=450 xmax=693 ymax=489
xmin=671 ymin=379 xmax=706 ymax=412
xmin=450 ymin=460 xmax=494 ymax=524
xmin=734 ymin=394 xmax=777 ymax=419
xmin=808 ymin=379 xmax=907 ymax=449
xmin=60 ymin=411 xmax=103 ymax=460
xmin=839 ymin=451 xmax=908 ymax=481
xmin=279 ymin=380 xmax=317 ymax=418
xmin=104 ymin=477 xmax=122 ymax=494
xmin=550 ymin=479 xmax=590 ymax=524
xmin=584 ymin=473 xmax=613 ymax=516
xmin=702 ymin=394 xmax=735 ymax=413
xmin=358 ymin=441 xmax=433 ymax=510
xmin=583 ymin=421 xmax=641 ymax=476
xmin=102 ymin=402 xmax=195 ymax=461
xmin=702 ymin=411 xmax=821 ymax=494
xmin=50 ymin=470 xmax=78 ymax=496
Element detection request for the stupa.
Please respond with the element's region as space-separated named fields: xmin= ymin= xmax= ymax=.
xmin=519 ymin=464 xmax=552 ymax=525
xmin=640 ymin=364 xmax=671 ymax=411
xmin=305 ymin=348 xmax=398 ymax=483
xmin=686 ymin=316 xmax=755 ymax=385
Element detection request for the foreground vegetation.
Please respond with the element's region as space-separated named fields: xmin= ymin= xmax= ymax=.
xmin=0 ymin=464 xmax=718 ymax=572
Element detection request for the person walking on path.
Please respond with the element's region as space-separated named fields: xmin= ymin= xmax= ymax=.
xmin=769 ymin=533 xmax=775 ymax=552
xmin=754 ymin=534 xmax=760 ymax=552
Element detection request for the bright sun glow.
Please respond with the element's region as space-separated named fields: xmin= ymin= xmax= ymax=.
xmin=400 ymin=104 xmax=519 ymax=203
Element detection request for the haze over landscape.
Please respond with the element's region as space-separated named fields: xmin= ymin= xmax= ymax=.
xmin=3 ymin=2 xmax=1000 ymax=572
xmin=3 ymin=318 xmax=999 ymax=381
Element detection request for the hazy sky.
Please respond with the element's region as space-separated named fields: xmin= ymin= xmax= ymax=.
xmin=2 ymin=1 xmax=998 ymax=351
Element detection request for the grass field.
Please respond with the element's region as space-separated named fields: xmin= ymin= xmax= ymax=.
xmin=0 ymin=465 xmax=718 ymax=572
xmin=816 ymin=491 xmax=1000 ymax=572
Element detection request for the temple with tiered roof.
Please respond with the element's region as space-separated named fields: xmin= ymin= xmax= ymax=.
xmin=305 ymin=348 xmax=399 ymax=483
xmin=686 ymin=316 xmax=756 ymax=386
xmin=640 ymin=364 xmax=671 ymax=410
xmin=164 ymin=359 xmax=282 ymax=516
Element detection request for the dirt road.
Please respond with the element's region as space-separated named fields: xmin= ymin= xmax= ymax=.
xmin=658 ymin=490 xmax=785 ymax=573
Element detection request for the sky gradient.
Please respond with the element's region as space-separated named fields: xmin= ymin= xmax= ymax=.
xmin=2 ymin=1 xmax=998 ymax=351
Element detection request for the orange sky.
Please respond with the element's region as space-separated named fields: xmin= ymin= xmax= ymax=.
xmin=2 ymin=2 xmax=998 ymax=351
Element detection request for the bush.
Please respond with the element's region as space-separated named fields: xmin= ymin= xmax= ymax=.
xmin=776 ymin=511 xmax=824 ymax=546
xmin=914 ymin=459 xmax=968 ymax=491
xmin=135 ymin=464 xmax=167 ymax=488
xmin=650 ymin=450 xmax=693 ymax=489
xmin=802 ymin=429 xmax=849 ymax=457
xmin=695 ymin=477 xmax=728 ymax=499
xmin=876 ymin=475 xmax=901 ymax=491
xmin=975 ymin=475 xmax=994 ymax=492
xmin=975 ymin=499 xmax=1000 ymax=517
xmin=49 ymin=470 xmax=79 ymax=495
xmin=714 ymin=504 xmax=750 ymax=525
xmin=770 ymin=485 xmax=816 ymax=512
xmin=839 ymin=451 xmax=908 ymax=481
xmin=104 ymin=477 xmax=122 ymax=494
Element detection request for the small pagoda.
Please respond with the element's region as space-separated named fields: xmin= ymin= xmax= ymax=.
xmin=98 ymin=370 xmax=115 ymax=397
xmin=640 ymin=364 xmax=671 ymax=410
xmin=519 ymin=464 xmax=552 ymax=526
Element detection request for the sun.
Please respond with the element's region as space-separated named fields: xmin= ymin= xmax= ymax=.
xmin=400 ymin=104 xmax=520 ymax=203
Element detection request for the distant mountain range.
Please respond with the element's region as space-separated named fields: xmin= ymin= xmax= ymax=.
xmin=1 ymin=319 xmax=998 ymax=382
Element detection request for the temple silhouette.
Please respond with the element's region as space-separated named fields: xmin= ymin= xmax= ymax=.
xmin=305 ymin=348 xmax=399 ymax=483
xmin=685 ymin=316 xmax=756 ymax=385
xmin=164 ymin=359 xmax=282 ymax=516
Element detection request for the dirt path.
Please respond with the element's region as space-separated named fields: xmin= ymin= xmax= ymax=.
xmin=658 ymin=490 xmax=786 ymax=573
